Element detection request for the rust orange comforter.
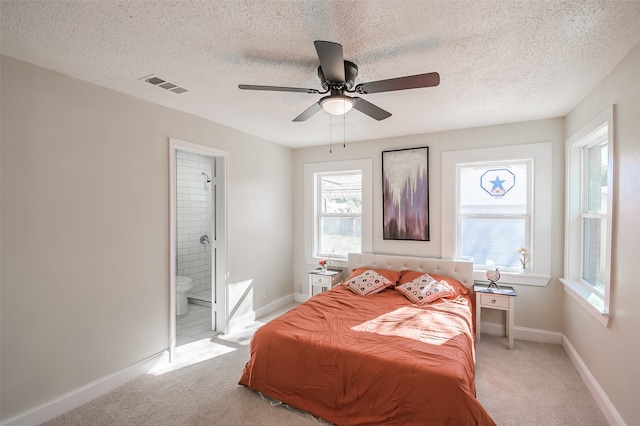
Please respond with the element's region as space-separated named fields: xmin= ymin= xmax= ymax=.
xmin=239 ymin=284 xmax=495 ymax=425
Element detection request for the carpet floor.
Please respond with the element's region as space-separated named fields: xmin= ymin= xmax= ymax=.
xmin=45 ymin=307 xmax=608 ymax=425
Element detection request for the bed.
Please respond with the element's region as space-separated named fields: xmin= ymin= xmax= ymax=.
xmin=239 ymin=253 xmax=495 ymax=425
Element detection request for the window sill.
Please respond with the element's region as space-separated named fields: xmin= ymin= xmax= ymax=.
xmin=560 ymin=278 xmax=610 ymax=327
xmin=473 ymin=270 xmax=550 ymax=286
xmin=305 ymin=256 xmax=348 ymax=270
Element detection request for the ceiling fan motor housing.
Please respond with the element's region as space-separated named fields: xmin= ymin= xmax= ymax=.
xmin=317 ymin=60 xmax=358 ymax=91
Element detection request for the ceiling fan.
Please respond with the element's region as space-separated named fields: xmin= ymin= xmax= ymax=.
xmin=238 ymin=40 xmax=440 ymax=122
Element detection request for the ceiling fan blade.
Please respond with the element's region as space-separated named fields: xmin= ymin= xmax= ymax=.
xmin=314 ymin=40 xmax=345 ymax=84
xmin=355 ymin=72 xmax=440 ymax=94
xmin=239 ymin=84 xmax=320 ymax=94
xmin=352 ymin=97 xmax=392 ymax=121
xmin=293 ymin=102 xmax=322 ymax=122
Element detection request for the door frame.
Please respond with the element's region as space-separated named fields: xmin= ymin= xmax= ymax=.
xmin=169 ymin=138 xmax=229 ymax=360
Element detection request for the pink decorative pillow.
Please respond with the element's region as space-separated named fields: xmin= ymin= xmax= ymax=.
xmin=346 ymin=267 xmax=402 ymax=287
xmin=399 ymin=270 xmax=469 ymax=296
xmin=395 ymin=273 xmax=455 ymax=305
xmin=346 ymin=269 xmax=392 ymax=296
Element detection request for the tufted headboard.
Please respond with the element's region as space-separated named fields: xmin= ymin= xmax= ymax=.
xmin=348 ymin=253 xmax=474 ymax=290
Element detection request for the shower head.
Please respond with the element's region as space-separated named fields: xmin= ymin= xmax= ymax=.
xmin=202 ymin=172 xmax=211 ymax=183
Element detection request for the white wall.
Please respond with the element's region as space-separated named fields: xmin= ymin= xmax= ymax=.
xmin=292 ymin=117 xmax=566 ymax=333
xmin=0 ymin=55 xmax=293 ymax=420
xmin=563 ymin=42 xmax=640 ymax=425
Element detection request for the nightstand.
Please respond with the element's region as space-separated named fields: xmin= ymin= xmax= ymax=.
xmin=308 ymin=269 xmax=343 ymax=297
xmin=474 ymin=285 xmax=517 ymax=349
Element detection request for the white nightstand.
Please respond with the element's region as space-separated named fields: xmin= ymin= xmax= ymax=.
xmin=308 ymin=269 xmax=343 ymax=297
xmin=474 ymin=285 xmax=517 ymax=349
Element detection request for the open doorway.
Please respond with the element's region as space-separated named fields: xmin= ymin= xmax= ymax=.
xmin=169 ymin=138 xmax=228 ymax=361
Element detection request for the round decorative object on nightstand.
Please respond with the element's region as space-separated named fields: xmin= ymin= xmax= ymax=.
xmin=486 ymin=268 xmax=501 ymax=289
xmin=486 ymin=268 xmax=500 ymax=282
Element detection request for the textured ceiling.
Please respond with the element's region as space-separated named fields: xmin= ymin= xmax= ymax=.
xmin=2 ymin=1 xmax=640 ymax=148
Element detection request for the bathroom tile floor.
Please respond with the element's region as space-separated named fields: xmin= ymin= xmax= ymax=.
xmin=176 ymin=304 xmax=218 ymax=347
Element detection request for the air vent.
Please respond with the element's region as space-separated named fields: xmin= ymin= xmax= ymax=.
xmin=139 ymin=74 xmax=188 ymax=94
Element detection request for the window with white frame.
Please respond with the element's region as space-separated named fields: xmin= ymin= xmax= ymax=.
xmin=561 ymin=106 xmax=613 ymax=327
xmin=442 ymin=143 xmax=551 ymax=285
xmin=316 ymin=172 xmax=362 ymax=258
xmin=582 ymin=138 xmax=608 ymax=291
xmin=457 ymin=160 xmax=531 ymax=271
xmin=305 ymin=159 xmax=372 ymax=265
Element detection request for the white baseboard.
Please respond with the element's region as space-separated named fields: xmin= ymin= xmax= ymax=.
xmin=294 ymin=293 xmax=309 ymax=303
xmin=562 ymin=336 xmax=625 ymax=426
xmin=0 ymin=351 xmax=165 ymax=426
xmin=514 ymin=325 xmax=562 ymax=344
xmin=481 ymin=321 xmax=562 ymax=344
xmin=228 ymin=293 xmax=295 ymax=333
xmin=228 ymin=310 xmax=257 ymax=331
xmin=479 ymin=321 xmax=506 ymax=336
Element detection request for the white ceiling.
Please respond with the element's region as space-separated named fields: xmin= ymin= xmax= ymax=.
xmin=2 ymin=1 xmax=640 ymax=148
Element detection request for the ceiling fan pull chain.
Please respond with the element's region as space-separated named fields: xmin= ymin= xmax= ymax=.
xmin=329 ymin=114 xmax=333 ymax=154
xmin=343 ymin=113 xmax=346 ymax=148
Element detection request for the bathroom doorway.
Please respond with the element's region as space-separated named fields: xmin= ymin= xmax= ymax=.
xmin=169 ymin=138 xmax=228 ymax=360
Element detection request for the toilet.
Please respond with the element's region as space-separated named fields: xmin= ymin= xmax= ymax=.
xmin=176 ymin=276 xmax=194 ymax=316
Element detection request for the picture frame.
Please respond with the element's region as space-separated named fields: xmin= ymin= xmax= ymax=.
xmin=382 ymin=146 xmax=430 ymax=241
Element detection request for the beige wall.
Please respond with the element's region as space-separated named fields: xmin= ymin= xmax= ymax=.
xmin=0 ymin=55 xmax=293 ymax=419
xmin=292 ymin=117 xmax=566 ymax=333
xmin=564 ymin=42 xmax=640 ymax=425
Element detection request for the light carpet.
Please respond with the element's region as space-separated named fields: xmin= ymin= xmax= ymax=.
xmin=45 ymin=309 xmax=607 ymax=425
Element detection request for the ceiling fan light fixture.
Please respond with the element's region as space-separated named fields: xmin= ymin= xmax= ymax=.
xmin=320 ymin=95 xmax=355 ymax=115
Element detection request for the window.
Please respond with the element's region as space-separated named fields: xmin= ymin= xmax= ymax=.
xmin=582 ymin=138 xmax=608 ymax=291
xmin=561 ymin=106 xmax=613 ymax=327
xmin=457 ymin=161 xmax=531 ymax=271
xmin=442 ymin=143 xmax=551 ymax=286
xmin=305 ymin=160 xmax=372 ymax=266
xmin=316 ymin=172 xmax=362 ymax=258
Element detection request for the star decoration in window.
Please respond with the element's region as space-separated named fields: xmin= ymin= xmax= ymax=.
xmin=480 ymin=168 xmax=515 ymax=197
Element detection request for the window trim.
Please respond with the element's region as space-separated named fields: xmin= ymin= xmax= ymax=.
xmin=561 ymin=106 xmax=613 ymax=327
xmin=442 ymin=142 xmax=552 ymax=286
xmin=304 ymin=159 xmax=372 ymax=268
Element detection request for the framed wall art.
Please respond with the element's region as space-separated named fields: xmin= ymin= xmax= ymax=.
xmin=382 ymin=146 xmax=430 ymax=241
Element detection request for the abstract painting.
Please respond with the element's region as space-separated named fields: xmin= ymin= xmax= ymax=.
xmin=382 ymin=147 xmax=429 ymax=241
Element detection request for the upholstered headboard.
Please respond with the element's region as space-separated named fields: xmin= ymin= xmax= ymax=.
xmin=348 ymin=253 xmax=474 ymax=290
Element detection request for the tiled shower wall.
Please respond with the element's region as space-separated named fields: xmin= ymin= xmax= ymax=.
xmin=176 ymin=150 xmax=213 ymax=296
